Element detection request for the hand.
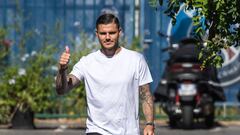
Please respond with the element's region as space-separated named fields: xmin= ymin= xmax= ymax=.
xmin=59 ymin=46 xmax=70 ymax=70
xmin=143 ymin=125 xmax=154 ymax=135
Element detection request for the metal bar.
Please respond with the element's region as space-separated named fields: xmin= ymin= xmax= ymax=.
xmin=35 ymin=113 xmax=83 ymax=119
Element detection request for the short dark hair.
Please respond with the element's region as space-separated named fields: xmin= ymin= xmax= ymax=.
xmin=96 ymin=13 xmax=120 ymax=29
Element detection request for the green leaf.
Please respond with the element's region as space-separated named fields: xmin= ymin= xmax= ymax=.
xmin=198 ymin=51 xmax=203 ymax=59
xmin=216 ymin=1 xmax=220 ymax=10
xmin=194 ymin=4 xmax=204 ymax=8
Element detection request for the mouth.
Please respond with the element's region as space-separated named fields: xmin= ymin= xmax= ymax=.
xmin=104 ymin=41 xmax=113 ymax=46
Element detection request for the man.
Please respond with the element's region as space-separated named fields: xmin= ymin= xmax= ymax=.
xmin=56 ymin=13 xmax=155 ymax=135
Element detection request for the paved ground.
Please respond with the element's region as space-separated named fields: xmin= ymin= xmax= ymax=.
xmin=1 ymin=119 xmax=240 ymax=135
xmin=0 ymin=129 xmax=85 ymax=135
xmin=1 ymin=124 xmax=240 ymax=135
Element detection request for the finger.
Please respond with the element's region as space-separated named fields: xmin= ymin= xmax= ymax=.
xmin=145 ymin=132 xmax=153 ymax=135
xmin=59 ymin=61 xmax=67 ymax=65
xmin=65 ymin=45 xmax=70 ymax=54
xmin=144 ymin=130 xmax=154 ymax=135
xmin=61 ymin=52 xmax=70 ymax=58
xmin=60 ymin=53 xmax=70 ymax=59
xmin=60 ymin=59 xmax=68 ymax=64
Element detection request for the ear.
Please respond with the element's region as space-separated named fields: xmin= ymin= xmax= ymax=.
xmin=95 ymin=29 xmax=98 ymax=36
xmin=119 ymin=28 xmax=122 ymax=35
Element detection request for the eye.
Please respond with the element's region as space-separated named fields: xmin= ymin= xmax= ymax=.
xmin=99 ymin=32 xmax=107 ymax=35
xmin=109 ymin=32 xmax=117 ymax=35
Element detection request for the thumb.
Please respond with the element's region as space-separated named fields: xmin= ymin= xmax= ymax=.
xmin=65 ymin=45 xmax=70 ymax=54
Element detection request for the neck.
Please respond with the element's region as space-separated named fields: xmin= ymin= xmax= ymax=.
xmin=101 ymin=46 xmax=121 ymax=58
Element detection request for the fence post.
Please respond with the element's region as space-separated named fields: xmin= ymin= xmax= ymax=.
xmin=223 ymin=102 xmax=226 ymax=118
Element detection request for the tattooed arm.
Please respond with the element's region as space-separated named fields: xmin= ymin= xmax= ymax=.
xmin=140 ymin=83 xmax=155 ymax=135
xmin=55 ymin=50 xmax=80 ymax=95
xmin=55 ymin=68 xmax=80 ymax=95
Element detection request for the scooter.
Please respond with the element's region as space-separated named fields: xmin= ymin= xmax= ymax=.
xmin=154 ymin=38 xmax=225 ymax=129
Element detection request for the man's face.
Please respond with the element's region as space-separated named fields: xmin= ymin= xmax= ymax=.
xmin=96 ymin=22 xmax=121 ymax=50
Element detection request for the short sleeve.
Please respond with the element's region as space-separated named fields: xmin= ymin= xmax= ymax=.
xmin=138 ymin=54 xmax=153 ymax=86
xmin=70 ymin=57 xmax=85 ymax=81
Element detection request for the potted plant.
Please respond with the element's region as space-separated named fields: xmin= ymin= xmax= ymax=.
xmin=0 ymin=43 xmax=58 ymax=128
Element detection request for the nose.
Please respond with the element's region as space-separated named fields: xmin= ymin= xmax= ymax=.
xmin=106 ymin=33 xmax=110 ymax=39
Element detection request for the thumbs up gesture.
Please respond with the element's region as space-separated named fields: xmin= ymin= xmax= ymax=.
xmin=59 ymin=46 xmax=70 ymax=70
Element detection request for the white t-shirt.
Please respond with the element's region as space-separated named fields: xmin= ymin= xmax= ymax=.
xmin=70 ymin=47 xmax=153 ymax=135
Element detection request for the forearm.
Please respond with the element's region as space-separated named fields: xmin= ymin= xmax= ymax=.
xmin=140 ymin=84 xmax=154 ymax=123
xmin=142 ymin=98 xmax=154 ymax=123
xmin=56 ymin=68 xmax=69 ymax=95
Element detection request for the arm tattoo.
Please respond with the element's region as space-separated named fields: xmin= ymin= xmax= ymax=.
xmin=55 ymin=69 xmax=80 ymax=95
xmin=140 ymin=84 xmax=154 ymax=123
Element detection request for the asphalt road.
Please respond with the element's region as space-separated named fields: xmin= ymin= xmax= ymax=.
xmin=1 ymin=122 xmax=240 ymax=135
